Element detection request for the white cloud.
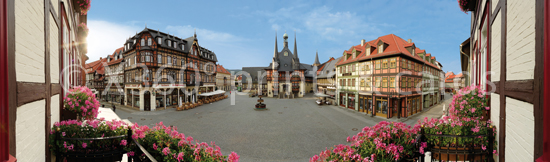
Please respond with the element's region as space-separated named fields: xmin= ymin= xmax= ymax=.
xmin=166 ymin=25 xmax=247 ymax=43
xmin=86 ymin=20 xmax=139 ymax=63
xmin=258 ymin=5 xmax=382 ymax=42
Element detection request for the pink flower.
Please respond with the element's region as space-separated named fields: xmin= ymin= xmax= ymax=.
xmin=162 ymin=147 xmax=170 ymax=155
xmin=228 ymin=152 xmax=240 ymax=162
xmin=120 ymin=140 xmax=127 ymax=146
xmin=493 ymin=150 xmax=498 ymax=155
xmin=153 ymin=143 xmax=158 ymax=150
xmin=470 ymin=108 xmax=476 ymax=113
xmin=82 ymin=142 xmax=87 ymax=148
xmin=62 ymin=132 xmax=66 ymax=137
xmin=485 ymin=106 xmax=490 ymax=110
xmin=482 ymin=145 xmax=487 ymax=151
xmin=128 ymin=151 xmax=135 ymax=157
xmin=177 ymin=152 xmax=184 ymax=161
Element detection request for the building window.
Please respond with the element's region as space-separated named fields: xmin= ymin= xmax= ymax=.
xmin=401 ymin=77 xmax=406 ymax=88
xmin=158 ymin=55 xmax=162 ymax=64
xmin=168 ymin=56 xmax=172 ymax=65
xmin=390 ymin=58 xmax=396 ymax=68
xmin=390 ymin=77 xmax=395 ymax=88
xmin=382 ymin=77 xmax=388 ymax=87
xmin=352 ymin=79 xmax=356 ymax=87
xmin=366 ymin=78 xmax=371 ymax=87
xmin=167 ymin=40 xmax=171 ymax=47
xmin=367 ymin=48 xmax=371 ymax=56
xmin=173 ymin=57 xmax=177 ymax=65
xmin=382 ymin=59 xmax=388 ymax=69
xmin=348 ymin=79 xmax=351 ymax=87
xmin=181 ymin=59 xmax=185 ymax=67
xmin=157 ymin=37 xmax=162 ymax=44
xmin=147 ymin=38 xmax=152 ymax=46
xmin=375 ymin=77 xmax=381 ymax=88
xmin=141 ymin=38 xmax=145 ymax=46
xmin=366 ymin=63 xmax=370 ymax=71
xmin=375 ymin=60 xmax=381 ymax=69
xmin=182 ymin=44 xmax=185 ymax=50
xmin=173 ymin=42 xmax=177 ymax=48
xmin=408 ymin=78 xmax=412 ymax=88
xmin=352 ymin=64 xmax=356 ymax=72
xmin=378 ymin=44 xmax=383 ymax=53
xmin=408 ymin=61 xmax=411 ymax=70
xmin=361 ymin=79 xmax=365 ymax=87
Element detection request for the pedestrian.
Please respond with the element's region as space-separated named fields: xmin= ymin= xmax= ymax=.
xmin=112 ymin=103 xmax=116 ymax=112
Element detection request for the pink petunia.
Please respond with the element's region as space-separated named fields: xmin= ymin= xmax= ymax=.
xmin=162 ymin=147 xmax=170 ymax=156
xmin=82 ymin=142 xmax=87 ymax=148
xmin=120 ymin=140 xmax=127 ymax=146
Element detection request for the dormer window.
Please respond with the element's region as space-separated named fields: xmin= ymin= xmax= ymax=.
xmin=167 ymin=40 xmax=171 ymax=47
xmin=147 ymin=38 xmax=152 ymax=46
xmin=157 ymin=37 xmax=162 ymax=44
xmin=412 ymin=49 xmax=415 ymax=56
xmin=367 ymin=48 xmax=371 ymax=56
xmin=378 ymin=44 xmax=383 ymax=53
xmin=181 ymin=44 xmax=185 ymax=50
xmin=140 ymin=38 xmax=145 ymax=46
xmin=173 ymin=42 xmax=177 ymax=48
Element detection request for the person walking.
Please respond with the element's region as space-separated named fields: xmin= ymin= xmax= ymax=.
xmin=112 ymin=103 xmax=116 ymax=112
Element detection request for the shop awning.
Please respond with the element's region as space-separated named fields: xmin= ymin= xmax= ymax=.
xmin=198 ymin=90 xmax=226 ymax=96
xmin=314 ymin=93 xmax=331 ymax=97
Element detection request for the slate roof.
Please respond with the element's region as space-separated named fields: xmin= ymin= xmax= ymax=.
xmin=124 ymin=28 xmax=217 ymax=62
xmin=317 ymin=57 xmax=343 ymax=79
xmin=241 ymin=67 xmax=267 ymax=84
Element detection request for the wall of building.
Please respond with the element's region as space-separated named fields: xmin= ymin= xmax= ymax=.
xmin=15 ymin=101 xmax=46 ymax=161
xmin=15 ymin=0 xmax=45 ymax=82
xmin=506 ymin=0 xmax=536 ymax=80
xmin=505 ymin=97 xmax=535 ymax=161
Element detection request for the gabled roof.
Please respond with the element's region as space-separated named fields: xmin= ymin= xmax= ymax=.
xmin=241 ymin=67 xmax=267 ymax=84
xmin=333 ymin=34 xmax=441 ymax=69
xmin=318 ymin=57 xmax=342 ymax=78
xmin=216 ymin=64 xmax=230 ymax=74
xmin=86 ymin=57 xmax=107 ymax=74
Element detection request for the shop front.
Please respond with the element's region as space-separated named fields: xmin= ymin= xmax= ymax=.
xmin=339 ymin=93 xmax=346 ymax=107
xmin=359 ymin=95 xmax=373 ymax=114
xmin=347 ymin=94 xmax=355 ymax=109
xmin=375 ymin=97 xmax=388 ymax=118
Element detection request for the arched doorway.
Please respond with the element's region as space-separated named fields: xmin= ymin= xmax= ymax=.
xmin=144 ymin=91 xmax=151 ymax=111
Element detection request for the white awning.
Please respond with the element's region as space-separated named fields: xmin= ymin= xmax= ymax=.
xmin=198 ymin=90 xmax=226 ymax=96
xmin=314 ymin=93 xmax=331 ymax=97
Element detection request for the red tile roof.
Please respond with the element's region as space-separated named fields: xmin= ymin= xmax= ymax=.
xmin=216 ymin=64 xmax=230 ymax=74
xmin=336 ymin=34 xmax=440 ymax=69
xmin=404 ymin=42 xmax=414 ymax=47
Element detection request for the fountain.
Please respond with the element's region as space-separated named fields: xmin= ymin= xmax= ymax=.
xmin=254 ymin=95 xmax=267 ymax=110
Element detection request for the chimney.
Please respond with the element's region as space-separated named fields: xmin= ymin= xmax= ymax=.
xmin=361 ymin=39 xmax=365 ymax=46
xmin=407 ymin=39 xmax=412 ymax=43
xmin=100 ymin=57 xmax=102 ymax=60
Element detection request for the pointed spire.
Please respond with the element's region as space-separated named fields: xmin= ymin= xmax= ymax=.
xmin=273 ymin=31 xmax=278 ymax=60
xmin=194 ymin=29 xmax=197 ymax=38
xmin=313 ymin=50 xmax=320 ymax=66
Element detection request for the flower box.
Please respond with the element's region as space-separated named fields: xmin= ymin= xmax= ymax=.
xmin=50 ymin=119 xmax=132 ymax=162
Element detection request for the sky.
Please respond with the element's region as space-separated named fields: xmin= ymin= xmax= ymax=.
xmin=86 ymin=0 xmax=471 ymax=74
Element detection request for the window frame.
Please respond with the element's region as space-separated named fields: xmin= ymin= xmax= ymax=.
xmin=390 ymin=58 xmax=396 ymax=68
xmin=390 ymin=77 xmax=395 ymax=88
xmin=382 ymin=77 xmax=388 ymax=88
xmin=375 ymin=60 xmax=381 ymax=69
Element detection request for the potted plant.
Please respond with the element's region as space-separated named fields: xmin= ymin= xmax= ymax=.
xmin=63 ymin=86 xmax=100 ymax=121
xmin=417 ymin=85 xmax=497 ymax=161
xmin=310 ymin=121 xmax=425 ymax=162
xmin=458 ymin=0 xmax=476 ymax=13
xmin=131 ymin=122 xmax=240 ymax=162
xmin=49 ymin=118 xmax=133 ymax=162
xmin=74 ymin=0 xmax=91 ymax=15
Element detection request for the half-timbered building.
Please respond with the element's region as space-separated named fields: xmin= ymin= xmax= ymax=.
xmin=104 ymin=47 xmax=125 ymax=105
xmin=337 ymin=34 xmax=442 ymax=118
xmin=462 ymin=0 xmax=550 ymax=160
xmin=1 ymin=0 xmax=90 ymax=160
xmin=122 ymin=28 xmax=216 ymax=111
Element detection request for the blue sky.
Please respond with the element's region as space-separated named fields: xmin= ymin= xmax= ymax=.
xmin=86 ymin=0 xmax=470 ymax=74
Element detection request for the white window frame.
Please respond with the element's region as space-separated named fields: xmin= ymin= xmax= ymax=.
xmin=141 ymin=38 xmax=145 ymax=46
xmin=157 ymin=37 xmax=162 ymax=44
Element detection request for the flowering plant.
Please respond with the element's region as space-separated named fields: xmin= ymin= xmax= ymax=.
xmin=310 ymin=121 xmax=424 ymax=162
xmin=75 ymin=0 xmax=91 ymax=15
xmin=77 ymin=22 xmax=89 ymax=36
xmin=458 ymin=0 xmax=474 ymax=14
xmin=63 ymin=86 xmax=99 ymax=121
xmin=131 ymin=122 xmax=240 ymax=162
xmin=418 ymin=85 xmax=497 ymax=153
xmin=49 ymin=118 xmax=132 ymax=156
xmin=449 ymin=85 xmax=489 ymax=120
